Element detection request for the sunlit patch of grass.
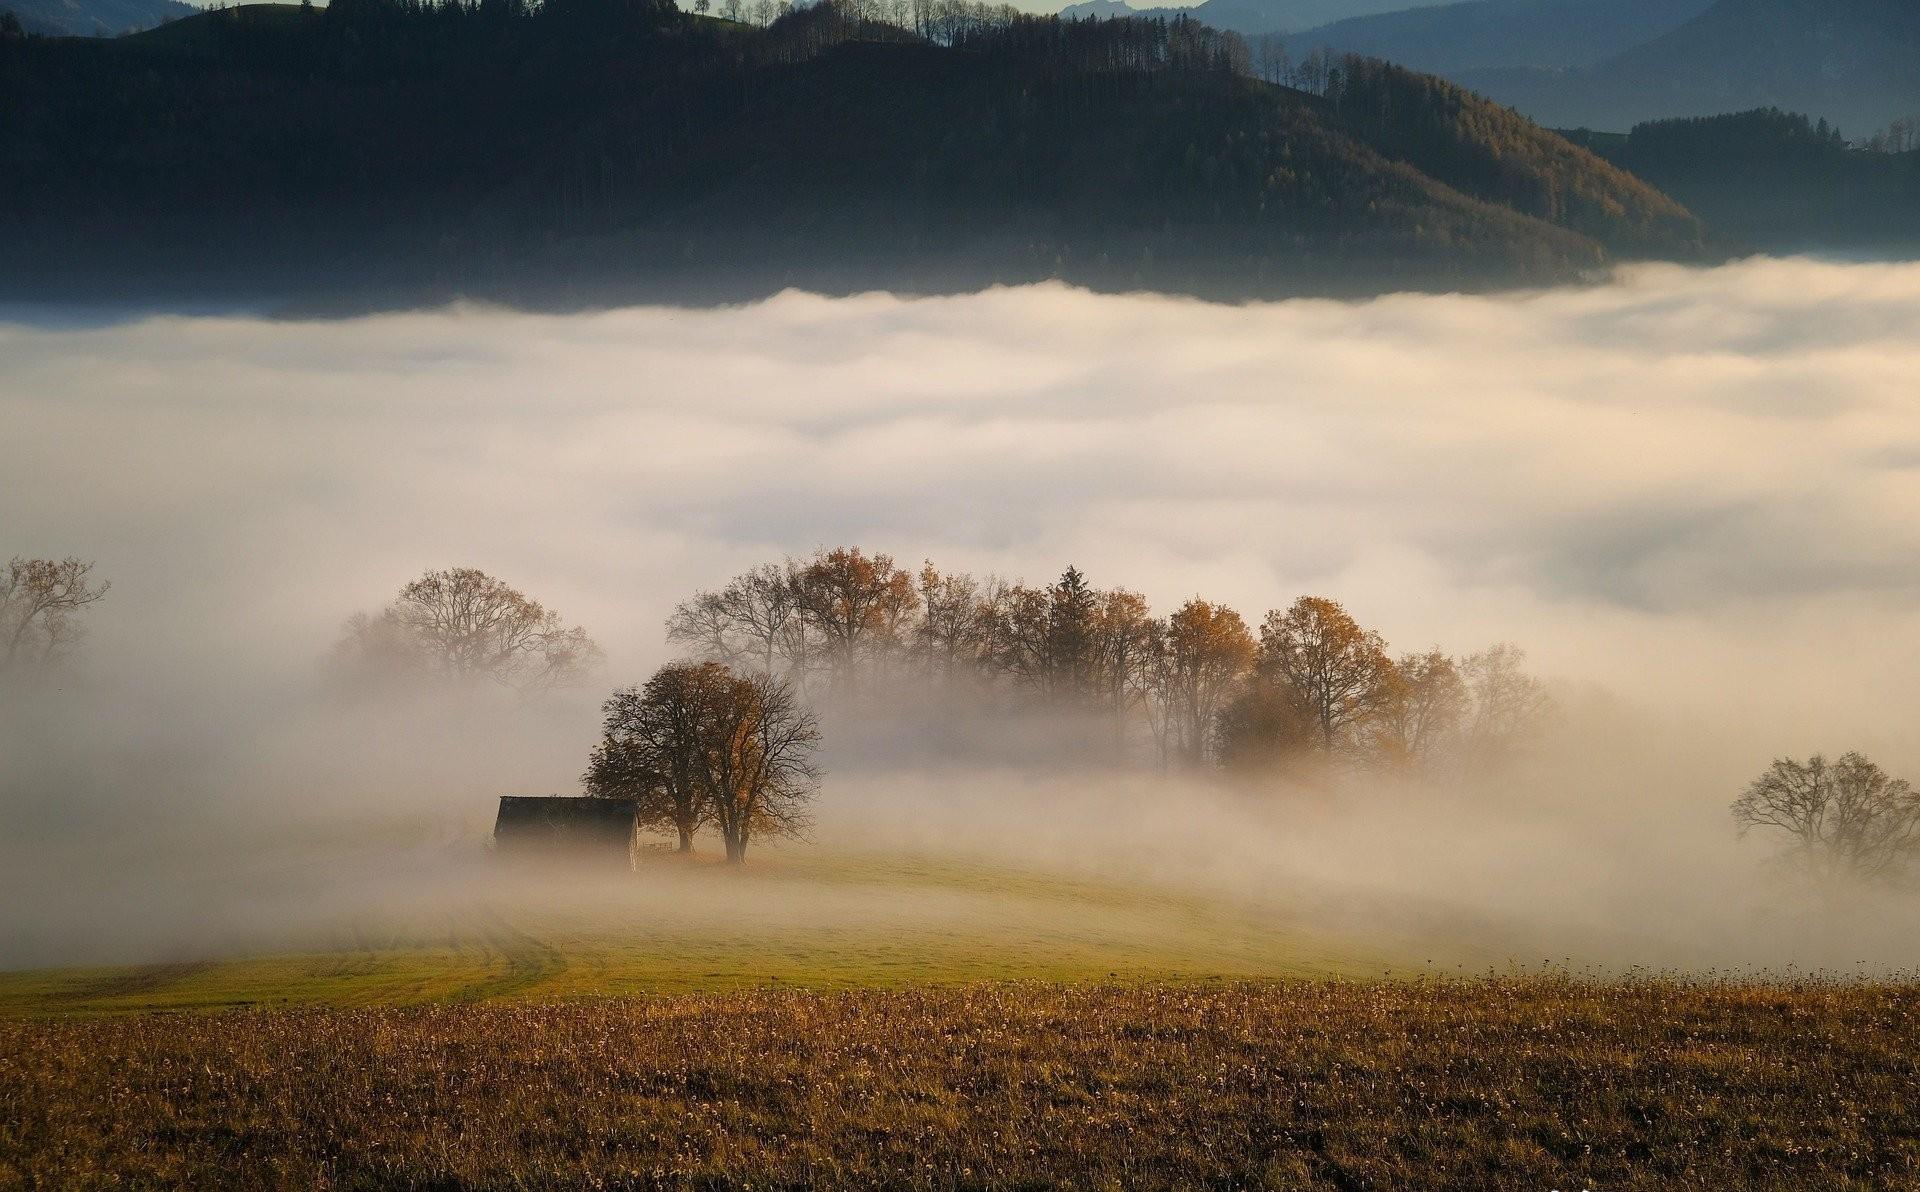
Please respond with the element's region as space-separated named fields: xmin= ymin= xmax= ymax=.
xmin=0 ymin=848 xmax=1391 ymax=1016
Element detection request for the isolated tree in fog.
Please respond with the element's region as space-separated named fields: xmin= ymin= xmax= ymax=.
xmin=336 ymin=567 xmax=602 ymax=693
xmin=589 ymin=661 xmax=819 ymax=861
xmin=1458 ymin=644 xmax=1551 ymax=770
xmin=1255 ymin=597 xmax=1395 ymax=752
xmin=1733 ymin=754 xmax=1920 ymax=881
xmin=0 ymin=557 xmax=110 ymax=677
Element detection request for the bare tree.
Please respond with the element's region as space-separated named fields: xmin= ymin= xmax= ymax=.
xmin=1255 ymin=596 xmax=1395 ymax=753
xmin=1372 ymin=648 xmax=1467 ymax=773
xmin=666 ymin=560 xmax=811 ymax=681
xmin=1 ymin=557 xmax=110 ymax=677
xmin=1458 ymin=643 xmax=1550 ymax=772
xmin=1248 ymin=32 xmax=1289 ymax=85
xmin=336 ymin=567 xmax=601 ymax=694
xmin=1733 ymin=753 xmax=1920 ymax=881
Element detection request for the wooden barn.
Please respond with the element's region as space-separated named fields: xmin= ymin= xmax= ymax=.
xmin=493 ymin=796 xmax=641 ymax=869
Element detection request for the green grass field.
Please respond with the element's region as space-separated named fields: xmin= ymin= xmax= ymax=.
xmin=0 ymin=849 xmax=1397 ymax=1016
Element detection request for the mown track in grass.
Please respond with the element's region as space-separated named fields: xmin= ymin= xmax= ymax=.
xmin=2 ymin=979 xmax=1916 ymax=1190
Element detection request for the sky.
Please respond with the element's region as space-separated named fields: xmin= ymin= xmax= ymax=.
xmin=5 ymin=254 xmax=1920 ymax=969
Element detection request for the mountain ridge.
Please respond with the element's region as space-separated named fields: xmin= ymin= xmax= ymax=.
xmin=1285 ymin=0 xmax=1714 ymax=74
xmin=1463 ymin=0 xmax=1920 ymax=135
xmin=0 ymin=0 xmax=1708 ymax=308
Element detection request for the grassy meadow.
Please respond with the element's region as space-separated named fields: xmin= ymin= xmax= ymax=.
xmin=0 ymin=848 xmax=1393 ymax=1016
xmin=6 ymin=847 xmax=1918 ymax=1188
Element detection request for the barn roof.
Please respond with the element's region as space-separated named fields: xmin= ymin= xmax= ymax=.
xmin=495 ymin=794 xmax=640 ymax=825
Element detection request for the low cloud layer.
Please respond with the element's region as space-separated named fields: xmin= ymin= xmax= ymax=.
xmin=4 ymin=255 xmax=1919 ymax=970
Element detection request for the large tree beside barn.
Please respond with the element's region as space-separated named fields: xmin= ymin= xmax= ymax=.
xmin=586 ymin=661 xmax=819 ymax=863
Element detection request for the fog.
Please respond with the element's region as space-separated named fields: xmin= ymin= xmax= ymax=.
xmin=4 ymin=255 xmax=1919 ymax=974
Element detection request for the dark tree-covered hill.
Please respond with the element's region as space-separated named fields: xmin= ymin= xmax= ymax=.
xmin=1566 ymin=109 xmax=1920 ymax=254
xmin=0 ymin=0 xmax=1707 ymax=308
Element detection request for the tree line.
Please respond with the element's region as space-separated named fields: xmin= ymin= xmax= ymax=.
xmin=665 ymin=546 xmax=1550 ymax=776
xmin=15 ymin=552 xmax=1920 ymax=879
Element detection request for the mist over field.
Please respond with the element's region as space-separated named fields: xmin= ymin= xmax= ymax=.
xmin=5 ymin=255 xmax=1920 ymax=973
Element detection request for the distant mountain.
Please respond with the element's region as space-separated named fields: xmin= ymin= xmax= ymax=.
xmin=1057 ymin=0 xmax=1414 ymax=37
xmin=1287 ymin=0 xmax=1714 ymax=74
xmin=2 ymin=0 xmax=192 ymax=37
xmin=1464 ymin=0 xmax=1920 ymax=136
xmin=0 ymin=1 xmax=1705 ymax=307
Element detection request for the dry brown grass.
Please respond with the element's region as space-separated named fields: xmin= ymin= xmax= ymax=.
xmin=3 ymin=978 xmax=1918 ymax=1190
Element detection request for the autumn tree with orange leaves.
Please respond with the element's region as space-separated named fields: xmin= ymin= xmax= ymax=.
xmin=1154 ymin=599 xmax=1255 ymax=765
xmin=1254 ymin=596 xmax=1398 ymax=754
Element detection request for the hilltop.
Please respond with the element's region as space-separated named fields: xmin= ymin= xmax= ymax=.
xmin=1287 ymin=0 xmax=1715 ymax=74
xmin=1059 ymin=0 xmax=1411 ymax=36
xmin=0 ymin=0 xmax=1706 ymax=308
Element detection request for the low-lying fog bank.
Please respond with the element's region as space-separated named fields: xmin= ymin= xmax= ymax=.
xmin=4 ymin=256 xmax=1919 ymax=974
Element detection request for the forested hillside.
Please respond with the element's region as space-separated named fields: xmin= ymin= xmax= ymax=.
xmin=0 ymin=0 xmax=1707 ymax=307
xmin=1327 ymin=58 xmax=1695 ymax=256
xmin=1566 ymin=109 xmax=1920 ymax=253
